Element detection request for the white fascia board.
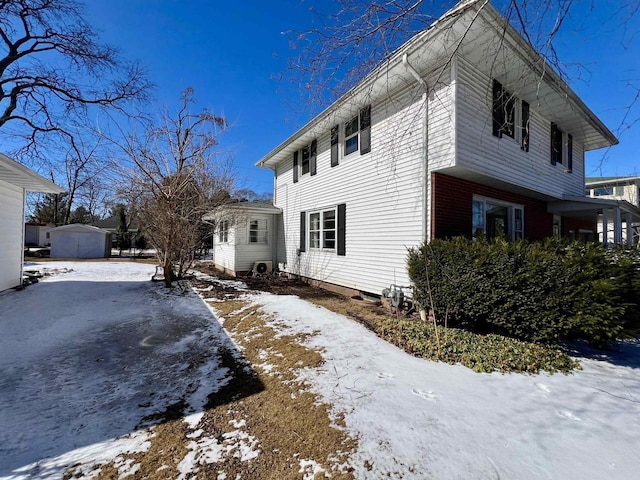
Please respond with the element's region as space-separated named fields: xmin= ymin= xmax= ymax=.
xmin=0 ymin=153 xmax=65 ymax=193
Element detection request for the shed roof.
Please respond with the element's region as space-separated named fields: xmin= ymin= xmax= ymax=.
xmin=48 ymin=224 xmax=110 ymax=235
xmin=0 ymin=153 xmax=65 ymax=193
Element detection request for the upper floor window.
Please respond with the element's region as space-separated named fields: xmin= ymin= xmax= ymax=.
xmin=592 ymin=186 xmax=625 ymax=197
xmin=492 ymin=79 xmax=529 ymax=151
xmin=301 ymin=143 xmax=311 ymax=175
xmin=218 ymin=220 xmax=229 ymax=243
xmin=344 ymin=115 xmax=359 ymax=156
xmin=292 ymin=139 xmax=317 ymax=183
xmin=550 ymin=123 xmax=573 ymax=172
xmin=342 ymin=104 xmax=372 ymax=158
xmin=249 ymin=219 xmax=268 ymax=244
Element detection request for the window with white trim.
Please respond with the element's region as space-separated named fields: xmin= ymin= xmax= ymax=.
xmin=343 ymin=104 xmax=371 ymax=158
xmin=301 ymin=143 xmax=311 ymax=175
xmin=248 ymin=219 xmax=268 ymax=244
xmin=218 ymin=220 xmax=229 ymax=243
xmin=492 ymin=79 xmax=529 ymax=151
xmin=309 ymin=208 xmax=336 ymax=250
xmin=472 ymin=196 xmax=524 ymax=240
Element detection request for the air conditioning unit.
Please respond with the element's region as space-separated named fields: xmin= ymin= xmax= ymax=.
xmin=252 ymin=261 xmax=273 ymax=275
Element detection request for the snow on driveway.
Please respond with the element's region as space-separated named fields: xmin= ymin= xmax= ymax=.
xmin=251 ymin=293 xmax=640 ymax=480
xmin=0 ymin=262 xmax=240 ymax=479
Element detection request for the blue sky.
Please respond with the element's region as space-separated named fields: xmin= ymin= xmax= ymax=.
xmin=84 ymin=1 xmax=640 ymax=194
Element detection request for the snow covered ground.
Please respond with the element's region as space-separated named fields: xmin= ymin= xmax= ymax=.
xmin=0 ymin=261 xmax=244 ymax=479
xmin=251 ymin=293 xmax=640 ymax=479
xmin=1 ymin=261 xmax=639 ymax=479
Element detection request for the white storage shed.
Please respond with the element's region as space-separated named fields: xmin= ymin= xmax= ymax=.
xmin=49 ymin=224 xmax=112 ymax=259
xmin=0 ymin=153 xmax=64 ymax=292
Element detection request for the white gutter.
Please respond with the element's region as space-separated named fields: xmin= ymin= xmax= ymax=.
xmin=402 ymin=54 xmax=430 ymax=241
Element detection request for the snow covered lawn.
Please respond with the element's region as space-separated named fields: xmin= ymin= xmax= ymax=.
xmin=1 ymin=261 xmax=639 ymax=479
xmin=251 ymin=292 xmax=640 ymax=479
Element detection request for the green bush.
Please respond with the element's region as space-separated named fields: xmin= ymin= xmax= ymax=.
xmin=375 ymin=318 xmax=579 ymax=374
xmin=407 ymin=237 xmax=640 ymax=347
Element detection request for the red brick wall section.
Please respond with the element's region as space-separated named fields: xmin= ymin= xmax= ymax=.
xmin=562 ymin=217 xmax=596 ymax=238
xmin=431 ymin=172 xmax=553 ymax=240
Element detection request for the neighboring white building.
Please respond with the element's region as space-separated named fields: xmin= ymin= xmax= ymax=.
xmin=0 ymin=153 xmax=64 ymax=292
xmin=207 ymin=201 xmax=282 ymax=275
xmin=49 ymin=224 xmax=112 ymax=259
xmin=24 ymin=222 xmax=53 ymax=246
xmin=255 ymin=0 xmax=637 ymax=296
xmin=586 ymin=176 xmax=640 ymax=245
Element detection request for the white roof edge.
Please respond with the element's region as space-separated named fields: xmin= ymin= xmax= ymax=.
xmin=585 ymin=176 xmax=640 ymax=186
xmin=256 ymin=0 xmax=482 ymax=169
xmin=48 ymin=223 xmax=111 ymax=233
xmin=0 ymin=152 xmax=65 ymax=193
xmin=561 ymin=195 xmax=640 ymax=214
xmin=257 ymin=0 xmax=616 ymax=168
xmin=480 ymin=3 xmax=618 ymax=148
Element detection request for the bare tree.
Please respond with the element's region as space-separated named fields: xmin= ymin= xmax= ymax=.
xmin=109 ymin=88 xmax=235 ymax=287
xmin=284 ymin=0 xmax=639 ymax=117
xmin=0 ymin=0 xmax=149 ymax=153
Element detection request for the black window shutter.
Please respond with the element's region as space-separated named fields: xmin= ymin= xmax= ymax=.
xmin=293 ymin=151 xmax=299 ymax=183
xmin=299 ymin=211 xmax=306 ymax=252
xmin=492 ymin=79 xmax=503 ymax=138
xmin=359 ymin=105 xmax=371 ymax=155
xmin=567 ymin=134 xmax=573 ymax=173
xmin=550 ymin=123 xmax=558 ymax=165
xmin=330 ymin=125 xmax=339 ymax=167
xmin=310 ymin=139 xmax=317 ymax=176
xmin=521 ymin=101 xmax=530 ymax=152
xmin=337 ymin=203 xmax=346 ymax=256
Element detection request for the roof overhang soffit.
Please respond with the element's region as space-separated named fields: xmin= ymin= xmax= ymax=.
xmin=0 ymin=153 xmax=65 ymax=193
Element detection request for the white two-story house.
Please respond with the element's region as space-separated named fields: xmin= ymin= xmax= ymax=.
xmin=249 ymin=0 xmax=635 ymax=296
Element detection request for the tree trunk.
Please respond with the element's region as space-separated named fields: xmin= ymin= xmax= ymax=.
xmin=163 ymin=256 xmax=173 ymax=288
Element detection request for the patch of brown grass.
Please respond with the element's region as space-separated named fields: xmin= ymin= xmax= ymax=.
xmin=81 ymin=275 xmax=357 ymax=480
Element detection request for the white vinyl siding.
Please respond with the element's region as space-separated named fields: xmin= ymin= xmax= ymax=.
xmin=0 ymin=179 xmax=25 ymax=292
xmin=213 ymin=213 xmax=276 ymax=273
xmin=454 ymin=58 xmax=586 ymax=198
xmin=274 ymin=84 xmax=432 ymax=295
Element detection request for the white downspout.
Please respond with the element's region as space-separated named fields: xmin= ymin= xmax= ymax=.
xmin=402 ymin=53 xmax=429 ymax=241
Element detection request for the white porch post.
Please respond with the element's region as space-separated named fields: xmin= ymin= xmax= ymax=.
xmin=614 ymin=207 xmax=622 ymax=245
xmin=602 ymin=208 xmax=609 ymax=246
xmin=626 ymin=212 xmax=633 ymax=247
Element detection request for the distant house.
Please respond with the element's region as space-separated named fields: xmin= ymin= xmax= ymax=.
xmin=49 ymin=224 xmax=112 ymax=259
xmin=94 ymin=215 xmax=140 ymax=235
xmin=206 ymin=201 xmax=282 ymax=276
xmin=24 ymin=222 xmax=54 ymax=247
xmin=254 ymin=0 xmax=639 ymax=297
xmin=0 ymin=153 xmax=64 ymax=292
xmin=586 ymin=176 xmax=640 ymax=245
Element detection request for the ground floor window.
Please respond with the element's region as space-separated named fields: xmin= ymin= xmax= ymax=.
xmin=309 ymin=208 xmax=336 ymax=249
xmin=472 ymin=196 xmax=524 ymax=240
xmin=218 ymin=220 xmax=229 ymax=243
xmin=249 ymin=219 xmax=268 ymax=244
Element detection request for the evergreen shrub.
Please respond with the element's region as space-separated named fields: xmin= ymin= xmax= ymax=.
xmin=407 ymin=237 xmax=640 ymax=347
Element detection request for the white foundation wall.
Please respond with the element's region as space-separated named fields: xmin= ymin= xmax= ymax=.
xmin=273 ymin=80 xmax=454 ymax=295
xmin=0 ymin=179 xmax=25 ymax=291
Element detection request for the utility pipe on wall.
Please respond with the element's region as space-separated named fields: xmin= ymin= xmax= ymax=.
xmin=402 ymin=53 xmax=430 ymax=241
